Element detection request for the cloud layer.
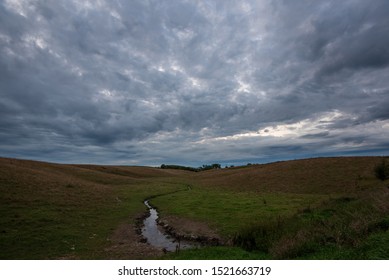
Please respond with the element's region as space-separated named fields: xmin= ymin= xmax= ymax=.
xmin=1 ymin=0 xmax=388 ymax=166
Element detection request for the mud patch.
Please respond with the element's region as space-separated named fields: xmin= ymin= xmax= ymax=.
xmin=159 ymin=215 xmax=222 ymax=246
xmin=104 ymin=222 xmax=163 ymax=259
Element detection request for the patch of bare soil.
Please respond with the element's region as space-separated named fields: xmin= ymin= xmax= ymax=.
xmin=159 ymin=215 xmax=222 ymax=245
xmin=104 ymin=222 xmax=163 ymax=259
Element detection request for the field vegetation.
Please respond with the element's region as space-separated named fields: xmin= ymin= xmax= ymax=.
xmin=1 ymin=156 xmax=388 ymax=259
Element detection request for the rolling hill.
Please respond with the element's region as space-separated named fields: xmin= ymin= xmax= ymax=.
xmin=0 ymin=156 xmax=388 ymax=259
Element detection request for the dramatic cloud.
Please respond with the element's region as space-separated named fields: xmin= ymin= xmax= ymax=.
xmin=1 ymin=0 xmax=388 ymax=166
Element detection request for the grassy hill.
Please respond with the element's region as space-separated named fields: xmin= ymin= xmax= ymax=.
xmin=0 ymin=157 xmax=189 ymax=259
xmin=193 ymin=157 xmax=381 ymax=193
xmin=1 ymin=156 xmax=388 ymax=259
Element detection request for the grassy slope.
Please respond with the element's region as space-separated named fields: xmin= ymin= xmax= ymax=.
xmin=1 ymin=156 xmax=388 ymax=259
xmin=155 ymin=157 xmax=384 ymax=234
xmin=193 ymin=157 xmax=381 ymax=194
xmin=153 ymin=157 xmax=389 ymax=259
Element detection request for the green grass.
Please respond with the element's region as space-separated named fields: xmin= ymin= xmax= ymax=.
xmin=305 ymin=231 xmax=389 ymax=259
xmin=151 ymin=182 xmax=389 ymax=260
xmin=0 ymin=181 xmax=169 ymax=259
xmin=230 ymin=192 xmax=389 ymax=259
xmin=152 ymin=187 xmax=324 ymax=237
xmin=161 ymin=246 xmax=269 ymax=260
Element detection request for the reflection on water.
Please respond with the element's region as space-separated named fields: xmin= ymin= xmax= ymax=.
xmin=141 ymin=200 xmax=193 ymax=252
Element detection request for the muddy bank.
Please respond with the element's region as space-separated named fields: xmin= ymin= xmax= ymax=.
xmin=159 ymin=215 xmax=221 ymax=246
xmin=105 ymin=222 xmax=164 ymax=259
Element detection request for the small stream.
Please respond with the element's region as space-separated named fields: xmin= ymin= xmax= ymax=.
xmin=141 ymin=200 xmax=194 ymax=252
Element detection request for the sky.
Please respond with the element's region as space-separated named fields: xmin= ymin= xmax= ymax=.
xmin=1 ymin=0 xmax=389 ymax=167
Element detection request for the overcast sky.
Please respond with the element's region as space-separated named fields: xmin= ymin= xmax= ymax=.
xmin=1 ymin=0 xmax=389 ymax=166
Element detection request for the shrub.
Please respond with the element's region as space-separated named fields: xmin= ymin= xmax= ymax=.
xmin=374 ymin=159 xmax=389 ymax=181
xmin=232 ymin=218 xmax=285 ymax=252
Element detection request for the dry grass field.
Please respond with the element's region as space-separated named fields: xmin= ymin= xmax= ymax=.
xmin=193 ymin=157 xmax=382 ymax=193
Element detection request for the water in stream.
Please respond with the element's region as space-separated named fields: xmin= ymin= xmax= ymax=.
xmin=141 ymin=200 xmax=193 ymax=252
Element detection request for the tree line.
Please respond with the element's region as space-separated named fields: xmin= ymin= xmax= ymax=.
xmin=160 ymin=163 xmax=221 ymax=172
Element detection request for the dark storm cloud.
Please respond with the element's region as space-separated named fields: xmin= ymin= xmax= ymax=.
xmin=0 ymin=0 xmax=388 ymax=165
xmin=301 ymin=132 xmax=330 ymax=139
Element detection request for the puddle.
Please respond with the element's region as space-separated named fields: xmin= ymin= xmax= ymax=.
xmin=141 ymin=200 xmax=194 ymax=252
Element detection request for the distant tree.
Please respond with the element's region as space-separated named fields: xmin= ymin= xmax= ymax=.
xmin=198 ymin=163 xmax=221 ymax=171
xmin=160 ymin=164 xmax=198 ymax=172
xmin=212 ymin=163 xmax=221 ymax=169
